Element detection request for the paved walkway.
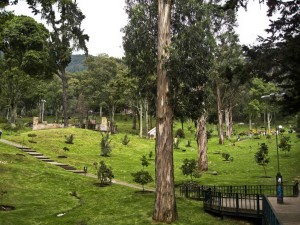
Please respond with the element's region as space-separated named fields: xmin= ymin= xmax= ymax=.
xmin=0 ymin=139 xmax=155 ymax=192
xmin=268 ymin=195 xmax=300 ymax=225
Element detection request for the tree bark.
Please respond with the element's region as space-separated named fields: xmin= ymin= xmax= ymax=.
xmin=197 ymin=113 xmax=208 ymax=171
xmin=139 ymin=101 xmax=143 ymax=137
xmin=225 ymin=107 xmax=230 ymax=138
xmin=60 ymin=69 xmax=69 ymax=127
xmin=216 ymin=82 xmax=224 ymax=144
xmin=153 ymin=0 xmax=177 ymax=223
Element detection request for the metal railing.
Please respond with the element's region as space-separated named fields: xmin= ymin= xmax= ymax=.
xmin=180 ymin=182 xmax=299 ymax=200
xmin=203 ymin=191 xmax=263 ymax=218
xmin=262 ymin=195 xmax=283 ymax=225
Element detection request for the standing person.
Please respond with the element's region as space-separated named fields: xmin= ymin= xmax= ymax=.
xmin=0 ymin=129 xmax=2 ymax=139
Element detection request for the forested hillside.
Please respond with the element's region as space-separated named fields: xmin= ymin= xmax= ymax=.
xmin=66 ymin=54 xmax=87 ymax=72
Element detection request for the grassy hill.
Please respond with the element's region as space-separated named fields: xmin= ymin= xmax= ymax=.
xmin=0 ymin=117 xmax=299 ymax=224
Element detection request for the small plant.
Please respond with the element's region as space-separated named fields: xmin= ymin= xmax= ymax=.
xmin=222 ymin=152 xmax=231 ymax=161
xmin=28 ymin=133 xmax=37 ymax=143
xmin=63 ymin=147 xmax=69 ymax=152
xmin=278 ymin=136 xmax=292 ymax=156
xmin=207 ymin=129 xmax=213 ymax=140
xmin=65 ymin=134 xmax=74 ymax=144
xmin=180 ymin=158 xmax=201 ymax=181
xmin=121 ymin=134 xmax=130 ymax=145
xmin=131 ymin=171 xmax=153 ymax=191
xmin=148 ymin=151 xmax=153 ymax=160
xmin=175 ymin=128 xmax=185 ymax=138
xmin=93 ymin=161 xmax=114 ymax=185
xmin=131 ymin=154 xmax=153 ymax=191
xmin=100 ymin=133 xmax=112 ymax=157
xmin=255 ymin=143 xmax=270 ymax=177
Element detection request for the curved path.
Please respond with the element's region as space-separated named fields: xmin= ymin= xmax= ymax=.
xmin=0 ymin=139 xmax=155 ymax=192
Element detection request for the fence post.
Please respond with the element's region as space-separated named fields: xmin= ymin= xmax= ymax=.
xmin=256 ymin=194 xmax=260 ymax=215
xmin=236 ymin=193 xmax=239 ymax=213
xmin=218 ymin=192 xmax=222 ymax=212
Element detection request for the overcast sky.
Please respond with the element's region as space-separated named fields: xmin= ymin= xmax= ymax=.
xmin=6 ymin=1 xmax=272 ymax=58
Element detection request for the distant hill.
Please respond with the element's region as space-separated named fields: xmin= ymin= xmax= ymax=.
xmin=66 ymin=54 xmax=87 ymax=73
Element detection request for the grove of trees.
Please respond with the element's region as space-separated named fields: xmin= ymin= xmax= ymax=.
xmin=0 ymin=0 xmax=299 ymax=224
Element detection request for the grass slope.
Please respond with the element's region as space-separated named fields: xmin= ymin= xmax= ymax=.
xmin=1 ymin=142 xmax=255 ymax=225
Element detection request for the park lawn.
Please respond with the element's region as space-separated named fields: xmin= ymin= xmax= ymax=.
xmin=3 ymin=125 xmax=300 ymax=187
xmin=1 ymin=142 xmax=255 ymax=225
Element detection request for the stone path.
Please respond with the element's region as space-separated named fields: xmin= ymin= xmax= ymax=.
xmin=0 ymin=139 xmax=155 ymax=192
xmin=268 ymin=195 xmax=300 ymax=225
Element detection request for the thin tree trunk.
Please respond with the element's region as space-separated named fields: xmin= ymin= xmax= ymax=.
xmin=216 ymin=82 xmax=224 ymax=144
xmin=229 ymin=106 xmax=233 ymax=137
xmin=153 ymin=0 xmax=177 ymax=223
xmin=267 ymin=111 xmax=272 ymax=133
xmin=197 ymin=113 xmax=208 ymax=171
xmin=132 ymin=108 xmax=137 ymax=130
xmin=139 ymin=101 xmax=143 ymax=138
xmin=144 ymin=99 xmax=149 ymax=138
xmin=225 ymin=107 xmax=230 ymax=138
xmin=249 ymin=113 xmax=252 ymax=130
xmin=60 ymin=69 xmax=69 ymax=127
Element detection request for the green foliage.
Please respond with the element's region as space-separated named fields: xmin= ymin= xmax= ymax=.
xmin=121 ymin=134 xmax=130 ymax=145
xmin=63 ymin=147 xmax=69 ymax=152
xmin=131 ymin=170 xmax=153 ymax=191
xmin=222 ymin=153 xmax=231 ymax=161
xmin=141 ymin=155 xmax=149 ymax=168
xmin=175 ymin=128 xmax=185 ymax=138
xmin=28 ymin=133 xmax=37 ymax=143
xmin=65 ymin=134 xmax=74 ymax=144
xmin=180 ymin=159 xmax=200 ymax=181
xmin=93 ymin=161 xmax=114 ymax=185
xmin=100 ymin=133 xmax=112 ymax=157
xmin=148 ymin=151 xmax=153 ymax=160
xmin=0 ymin=186 xmax=7 ymax=205
xmin=66 ymin=55 xmax=87 ymax=72
xmin=255 ymin=143 xmax=270 ymax=176
xmin=185 ymin=140 xmax=191 ymax=147
xmin=278 ymin=136 xmax=292 ymax=156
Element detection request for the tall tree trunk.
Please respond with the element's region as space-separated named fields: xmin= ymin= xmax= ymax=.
xmin=197 ymin=113 xmax=208 ymax=171
xmin=153 ymin=0 xmax=177 ymax=223
xmin=216 ymin=82 xmax=224 ymax=144
xmin=249 ymin=113 xmax=252 ymax=131
xmin=60 ymin=69 xmax=69 ymax=127
xmin=139 ymin=101 xmax=143 ymax=137
xmin=229 ymin=106 xmax=233 ymax=137
xmin=10 ymin=102 xmax=17 ymax=125
xmin=267 ymin=111 xmax=272 ymax=133
xmin=144 ymin=99 xmax=149 ymax=138
xmin=132 ymin=107 xmax=137 ymax=130
xmin=225 ymin=107 xmax=230 ymax=138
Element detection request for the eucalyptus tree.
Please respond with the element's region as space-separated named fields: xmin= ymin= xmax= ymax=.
xmin=27 ymin=0 xmax=89 ymax=127
xmin=123 ymin=0 xmax=157 ymax=137
xmin=0 ymin=15 xmax=51 ymax=124
xmin=209 ymin=6 xmax=242 ymax=144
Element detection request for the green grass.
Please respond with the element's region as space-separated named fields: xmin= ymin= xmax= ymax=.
xmin=1 ymin=142 xmax=256 ymax=225
xmin=1 ymin=117 xmax=299 ymax=224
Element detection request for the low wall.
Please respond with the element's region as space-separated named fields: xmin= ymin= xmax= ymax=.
xmin=32 ymin=123 xmax=64 ymax=131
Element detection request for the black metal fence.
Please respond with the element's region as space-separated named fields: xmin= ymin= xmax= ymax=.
xmin=203 ymin=191 xmax=263 ymax=218
xmin=262 ymin=195 xmax=283 ymax=225
xmin=180 ymin=182 xmax=299 ymax=200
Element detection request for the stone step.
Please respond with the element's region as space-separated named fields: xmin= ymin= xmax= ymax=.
xmin=21 ymin=149 xmax=36 ymax=152
xmin=41 ymin=159 xmax=55 ymax=162
xmin=58 ymin=165 xmax=77 ymax=170
xmin=27 ymin=152 xmax=43 ymax=156
xmin=69 ymin=170 xmax=86 ymax=174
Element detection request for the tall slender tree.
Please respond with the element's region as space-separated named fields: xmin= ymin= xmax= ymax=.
xmin=153 ymin=0 xmax=178 ymax=223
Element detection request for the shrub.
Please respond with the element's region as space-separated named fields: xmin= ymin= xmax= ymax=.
xmin=278 ymin=136 xmax=292 ymax=156
xmin=180 ymin=159 xmax=201 ymax=181
xmin=175 ymin=128 xmax=185 ymax=138
xmin=121 ymin=134 xmax=130 ymax=145
xmin=148 ymin=151 xmax=153 ymax=160
xmin=100 ymin=133 xmax=112 ymax=157
xmin=93 ymin=161 xmax=114 ymax=185
xmin=63 ymin=147 xmax=69 ymax=152
xmin=132 ymin=154 xmax=153 ymax=191
xmin=207 ymin=129 xmax=213 ymax=140
xmin=131 ymin=170 xmax=153 ymax=191
xmin=222 ymin=152 xmax=231 ymax=161
xmin=65 ymin=134 xmax=74 ymax=144
xmin=255 ymin=143 xmax=270 ymax=176
xmin=28 ymin=133 xmax=37 ymax=143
